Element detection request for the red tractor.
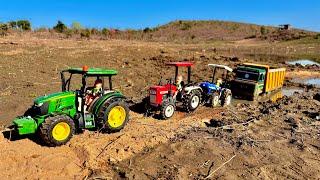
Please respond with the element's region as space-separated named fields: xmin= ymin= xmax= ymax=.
xmin=145 ymin=62 xmax=202 ymax=119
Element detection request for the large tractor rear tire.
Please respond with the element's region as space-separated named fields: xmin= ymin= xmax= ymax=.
xmin=160 ymin=101 xmax=175 ymax=119
xmin=184 ymin=90 xmax=201 ymax=112
xmin=221 ymin=89 xmax=232 ymax=107
xmin=98 ymin=98 xmax=129 ymax=132
xmin=39 ymin=115 xmax=75 ymax=146
xmin=211 ymin=92 xmax=220 ymax=107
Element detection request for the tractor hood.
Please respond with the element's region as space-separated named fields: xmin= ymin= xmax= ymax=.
xmin=34 ymin=91 xmax=75 ymax=105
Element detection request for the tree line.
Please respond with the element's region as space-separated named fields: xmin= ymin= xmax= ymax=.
xmin=0 ymin=20 xmax=155 ymax=39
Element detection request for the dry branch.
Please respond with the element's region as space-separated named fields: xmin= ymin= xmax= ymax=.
xmin=205 ymin=154 xmax=236 ymax=179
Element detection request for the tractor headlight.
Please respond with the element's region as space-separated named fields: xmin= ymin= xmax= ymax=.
xmin=33 ymin=102 xmax=49 ymax=115
xmin=35 ymin=102 xmax=43 ymax=107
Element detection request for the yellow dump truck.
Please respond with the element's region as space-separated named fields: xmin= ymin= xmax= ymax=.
xmin=231 ymin=63 xmax=286 ymax=100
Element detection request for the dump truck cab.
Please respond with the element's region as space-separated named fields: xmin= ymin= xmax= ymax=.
xmin=12 ymin=66 xmax=130 ymax=146
xmin=231 ymin=63 xmax=285 ymax=100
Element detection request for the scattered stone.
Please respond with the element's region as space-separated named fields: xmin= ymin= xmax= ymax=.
xmin=313 ymin=93 xmax=320 ymax=101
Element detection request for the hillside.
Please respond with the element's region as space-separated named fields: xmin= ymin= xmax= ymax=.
xmin=146 ymin=20 xmax=317 ymax=42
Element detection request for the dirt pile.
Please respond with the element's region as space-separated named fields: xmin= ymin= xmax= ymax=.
xmin=111 ymin=90 xmax=320 ymax=179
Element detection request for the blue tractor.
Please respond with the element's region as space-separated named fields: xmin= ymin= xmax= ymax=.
xmin=200 ymin=64 xmax=233 ymax=107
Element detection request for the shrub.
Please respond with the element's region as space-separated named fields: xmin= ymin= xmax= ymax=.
xmin=0 ymin=23 xmax=8 ymax=36
xmin=101 ymin=28 xmax=110 ymax=36
xmin=90 ymin=28 xmax=99 ymax=35
xmin=17 ymin=20 xmax=31 ymax=31
xmin=64 ymin=29 xmax=73 ymax=38
xmin=143 ymin=27 xmax=152 ymax=33
xmin=80 ymin=29 xmax=91 ymax=38
xmin=180 ymin=22 xmax=191 ymax=31
xmin=8 ymin=21 xmax=17 ymax=29
xmin=53 ymin=21 xmax=67 ymax=33
xmin=260 ymin=26 xmax=268 ymax=35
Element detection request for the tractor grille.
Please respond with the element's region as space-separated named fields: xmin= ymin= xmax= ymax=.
xmin=231 ymin=80 xmax=256 ymax=97
xmin=150 ymin=95 xmax=157 ymax=104
xmin=27 ymin=102 xmax=49 ymax=116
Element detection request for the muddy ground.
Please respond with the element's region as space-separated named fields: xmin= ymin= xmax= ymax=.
xmin=0 ymin=36 xmax=319 ymax=179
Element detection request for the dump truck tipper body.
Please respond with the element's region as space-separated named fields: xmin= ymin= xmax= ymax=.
xmin=231 ymin=63 xmax=286 ymax=99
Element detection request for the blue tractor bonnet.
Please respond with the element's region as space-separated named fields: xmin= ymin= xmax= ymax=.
xmin=200 ymin=81 xmax=220 ymax=94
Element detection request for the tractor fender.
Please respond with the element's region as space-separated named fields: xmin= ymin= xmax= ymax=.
xmin=184 ymin=86 xmax=203 ymax=94
xmin=91 ymin=91 xmax=126 ymax=115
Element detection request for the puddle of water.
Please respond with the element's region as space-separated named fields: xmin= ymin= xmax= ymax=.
xmin=281 ymin=88 xmax=304 ymax=96
xmin=287 ymin=59 xmax=320 ymax=66
xmin=291 ymin=78 xmax=320 ymax=87
xmin=231 ymin=87 xmax=304 ymax=105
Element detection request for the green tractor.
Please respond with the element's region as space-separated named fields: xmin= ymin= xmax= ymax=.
xmin=11 ymin=66 xmax=130 ymax=146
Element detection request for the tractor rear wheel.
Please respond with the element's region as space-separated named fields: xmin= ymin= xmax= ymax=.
xmin=184 ymin=90 xmax=201 ymax=112
xmin=211 ymin=92 xmax=220 ymax=107
xmin=160 ymin=101 xmax=175 ymax=119
xmin=98 ymin=98 xmax=129 ymax=132
xmin=39 ymin=115 xmax=75 ymax=146
xmin=221 ymin=90 xmax=232 ymax=107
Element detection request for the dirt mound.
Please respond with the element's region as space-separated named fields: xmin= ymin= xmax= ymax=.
xmin=112 ymin=91 xmax=320 ymax=179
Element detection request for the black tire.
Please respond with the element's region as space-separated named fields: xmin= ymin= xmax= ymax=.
xmin=221 ymin=89 xmax=232 ymax=107
xmin=97 ymin=98 xmax=129 ymax=132
xmin=160 ymin=101 xmax=175 ymax=119
xmin=211 ymin=92 xmax=220 ymax=107
xmin=183 ymin=90 xmax=201 ymax=112
xmin=39 ymin=115 xmax=75 ymax=147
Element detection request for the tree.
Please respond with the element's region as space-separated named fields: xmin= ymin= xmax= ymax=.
xmin=71 ymin=21 xmax=82 ymax=31
xmin=53 ymin=21 xmax=67 ymax=33
xmin=260 ymin=26 xmax=268 ymax=35
xmin=8 ymin=21 xmax=17 ymax=29
xmin=17 ymin=20 xmax=31 ymax=31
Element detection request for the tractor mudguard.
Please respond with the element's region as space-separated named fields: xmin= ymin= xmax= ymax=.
xmin=91 ymin=91 xmax=126 ymax=115
xmin=12 ymin=116 xmax=38 ymax=135
xmin=184 ymin=86 xmax=203 ymax=94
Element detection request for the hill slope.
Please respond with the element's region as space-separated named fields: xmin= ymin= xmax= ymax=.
xmin=146 ymin=20 xmax=316 ymax=42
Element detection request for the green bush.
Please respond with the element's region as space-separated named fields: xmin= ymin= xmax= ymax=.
xmin=17 ymin=20 xmax=31 ymax=30
xmin=143 ymin=27 xmax=152 ymax=33
xmin=53 ymin=21 xmax=67 ymax=33
xmin=8 ymin=21 xmax=17 ymax=29
xmin=260 ymin=26 xmax=268 ymax=35
xmin=0 ymin=23 xmax=8 ymax=36
xmin=180 ymin=22 xmax=191 ymax=31
xmin=90 ymin=28 xmax=99 ymax=35
xmin=101 ymin=28 xmax=110 ymax=36
xmin=80 ymin=29 xmax=91 ymax=38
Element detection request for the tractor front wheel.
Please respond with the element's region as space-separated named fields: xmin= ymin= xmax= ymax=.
xmin=184 ymin=90 xmax=201 ymax=112
xmin=221 ymin=90 xmax=232 ymax=107
xmin=160 ymin=102 xmax=175 ymax=119
xmin=39 ymin=115 xmax=75 ymax=146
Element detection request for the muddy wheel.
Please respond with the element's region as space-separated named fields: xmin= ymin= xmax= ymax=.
xmin=99 ymin=98 xmax=129 ymax=132
xmin=160 ymin=102 xmax=175 ymax=119
xmin=221 ymin=90 xmax=232 ymax=107
xmin=211 ymin=92 xmax=220 ymax=107
xmin=184 ymin=90 xmax=201 ymax=112
xmin=39 ymin=115 xmax=75 ymax=146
